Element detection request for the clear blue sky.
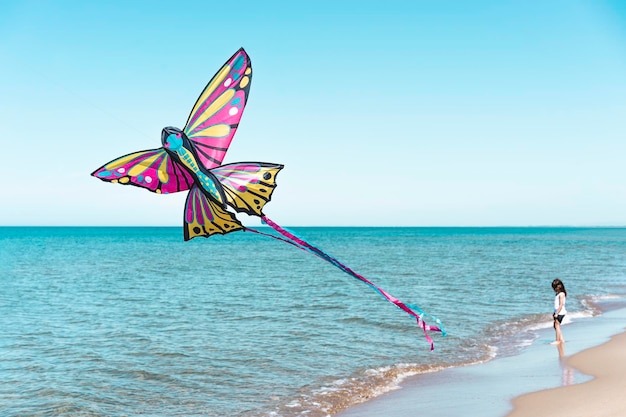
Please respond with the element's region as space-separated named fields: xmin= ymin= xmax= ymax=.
xmin=1 ymin=1 xmax=625 ymax=226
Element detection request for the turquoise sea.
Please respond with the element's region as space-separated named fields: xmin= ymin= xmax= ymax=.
xmin=2 ymin=227 xmax=626 ymax=416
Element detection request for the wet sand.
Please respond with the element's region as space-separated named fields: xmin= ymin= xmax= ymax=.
xmin=507 ymin=330 xmax=626 ymax=417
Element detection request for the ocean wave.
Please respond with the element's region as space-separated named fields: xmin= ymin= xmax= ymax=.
xmin=264 ymin=361 xmax=454 ymax=417
xmin=581 ymin=294 xmax=626 ymax=313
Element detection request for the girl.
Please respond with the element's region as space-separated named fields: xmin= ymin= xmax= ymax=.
xmin=552 ymin=278 xmax=567 ymax=344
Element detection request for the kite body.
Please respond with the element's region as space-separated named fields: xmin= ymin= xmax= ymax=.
xmin=92 ymin=48 xmax=443 ymax=349
xmin=161 ymin=126 xmax=226 ymax=205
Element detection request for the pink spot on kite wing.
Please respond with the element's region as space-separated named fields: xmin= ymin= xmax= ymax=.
xmin=194 ymin=197 xmax=205 ymax=224
xmin=185 ymin=205 xmax=194 ymax=223
xmin=185 ymin=193 xmax=198 ymax=223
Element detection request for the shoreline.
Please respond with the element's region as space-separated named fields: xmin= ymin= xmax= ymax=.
xmin=506 ymin=330 xmax=626 ymax=417
xmin=337 ymin=305 xmax=626 ymax=417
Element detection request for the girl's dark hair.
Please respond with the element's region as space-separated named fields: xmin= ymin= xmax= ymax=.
xmin=552 ymin=278 xmax=567 ymax=297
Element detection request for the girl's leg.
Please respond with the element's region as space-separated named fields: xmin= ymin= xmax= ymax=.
xmin=554 ymin=319 xmax=564 ymax=343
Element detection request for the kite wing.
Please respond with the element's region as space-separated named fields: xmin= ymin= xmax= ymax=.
xmin=184 ymin=185 xmax=243 ymax=240
xmin=211 ymin=162 xmax=283 ymax=216
xmin=183 ymin=48 xmax=252 ymax=170
xmin=91 ymin=148 xmax=195 ymax=194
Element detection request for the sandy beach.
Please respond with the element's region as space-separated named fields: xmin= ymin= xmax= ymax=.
xmin=507 ymin=330 xmax=626 ymax=417
xmin=337 ymin=306 xmax=626 ymax=417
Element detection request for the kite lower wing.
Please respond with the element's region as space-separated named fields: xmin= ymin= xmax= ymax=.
xmin=211 ymin=162 xmax=284 ymax=216
xmin=184 ymin=185 xmax=243 ymax=240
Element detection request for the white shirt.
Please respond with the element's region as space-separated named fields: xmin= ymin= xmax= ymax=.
xmin=554 ymin=292 xmax=567 ymax=315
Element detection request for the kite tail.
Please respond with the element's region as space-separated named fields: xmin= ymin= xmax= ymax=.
xmin=249 ymin=216 xmax=444 ymax=350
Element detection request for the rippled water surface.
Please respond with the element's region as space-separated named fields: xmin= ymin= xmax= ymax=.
xmin=2 ymin=227 xmax=626 ymax=416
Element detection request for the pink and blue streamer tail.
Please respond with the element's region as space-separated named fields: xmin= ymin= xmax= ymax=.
xmin=246 ymin=216 xmax=445 ymax=350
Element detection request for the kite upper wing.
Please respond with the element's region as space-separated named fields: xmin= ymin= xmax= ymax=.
xmin=183 ymin=48 xmax=252 ymax=171
xmin=91 ymin=148 xmax=195 ymax=194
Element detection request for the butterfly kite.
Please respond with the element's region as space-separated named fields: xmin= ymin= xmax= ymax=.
xmin=92 ymin=48 xmax=444 ymax=349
